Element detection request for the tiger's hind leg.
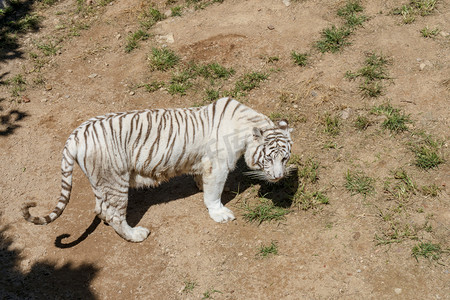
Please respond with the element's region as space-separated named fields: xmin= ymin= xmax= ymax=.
xmin=94 ymin=183 xmax=150 ymax=243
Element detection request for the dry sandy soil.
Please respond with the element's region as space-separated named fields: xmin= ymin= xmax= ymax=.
xmin=1 ymin=0 xmax=449 ymax=299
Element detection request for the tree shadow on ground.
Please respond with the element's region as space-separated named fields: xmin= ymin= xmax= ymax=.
xmin=0 ymin=97 xmax=29 ymax=136
xmin=0 ymin=0 xmax=41 ymax=63
xmin=0 ymin=223 xmax=99 ymax=299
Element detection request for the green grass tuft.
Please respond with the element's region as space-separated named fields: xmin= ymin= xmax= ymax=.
xmin=316 ymin=25 xmax=351 ymax=53
xmin=354 ymin=115 xmax=371 ymax=130
xmin=346 ymin=53 xmax=390 ymax=97
xmin=420 ymin=26 xmax=440 ymax=37
xmin=421 ymin=184 xmax=441 ymax=197
xmin=140 ymin=7 xmax=166 ymax=29
xmin=182 ymin=280 xmax=198 ymax=293
xmin=291 ymin=51 xmax=308 ymax=66
xmin=242 ymin=198 xmax=289 ymax=224
xmin=412 ymin=242 xmax=443 ymax=261
xmin=410 ymin=133 xmax=444 ymax=170
xmin=323 ymin=113 xmax=341 ymax=136
xmin=345 ymin=170 xmax=375 ymax=197
xmin=257 ymin=241 xmax=278 ymax=257
xmin=371 ymin=103 xmax=412 ymax=133
xmin=148 ymin=47 xmax=180 ymax=71
xmin=125 ymin=29 xmax=149 ymax=53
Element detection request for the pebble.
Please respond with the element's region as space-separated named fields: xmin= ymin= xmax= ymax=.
xmin=440 ymin=31 xmax=449 ymax=37
xmin=356 ymin=269 xmax=362 ymax=273
xmin=45 ymin=84 xmax=52 ymax=91
xmin=283 ymin=0 xmax=291 ymax=6
xmin=67 ymin=69 xmax=73 ymax=73
xmin=41 ymin=98 xmax=48 ymax=103
xmin=419 ymin=60 xmax=432 ymax=71
xmin=341 ymin=108 xmax=352 ymax=120
xmin=129 ymin=91 xmax=135 ymax=96
xmin=88 ymin=73 xmax=98 ymax=78
xmin=158 ymin=33 xmax=174 ymax=44
xmin=394 ymin=288 xmax=402 ymax=295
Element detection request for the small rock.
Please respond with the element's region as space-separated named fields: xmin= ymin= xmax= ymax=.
xmin=41 ymin=98 xmax=48 ymax=103
xmin=88 ymin=73 xmax=98 ymax=79
xmin=283 ymin=0 xmax=291 ymax=6
xmin=311 ymin=90 xmax=318 ymax=97
xmin=45 ymin=84 xmax=52 ymax=91
xmin=341 ymin=108 xmax=352 ymax=120
xmin=419 ymin=63 xmax=426 ymax=70
xmin=293 ymin=104 xmax=299 ymax=109
xmin=356 ymin=269 xmax=362 ymax=273
xmin=164 ymin=10 xmax=172 ymax=18
xmin=22 ymin=96 xmax=30 ymax=103
xmin=267 ymin=25 xmax=275 ymax=30
xmin=238 ymin=252 xmax=243 ymax=256
xmin=158 ymin=33 xmax=174 ymax=44
xmin=129 ymin=91 xmax=135 ymax=96
xmin=67 ymin=69 xmax=73 ymax=73
xmin=440 ymin=31 xmax=449 ymax=37
xmin=394 ymin=288 xmax=402 ymax=295
xmin=116 ymin=33 xmax=121 ymax=40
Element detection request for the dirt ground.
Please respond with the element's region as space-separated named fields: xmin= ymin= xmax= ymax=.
xmin=1 ymin=0 xmax=449 ymax=299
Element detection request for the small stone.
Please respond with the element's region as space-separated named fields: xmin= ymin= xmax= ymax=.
xmin=67 ymin=69 xmax=73 ymax=73
xmin=356 ymin=269 xmax=362 ymax=273
xmin=267 ymin=25 xmax=275 ymax=30
xmin=282 ymin=0 xmax=291 ymax=6
xmin=164 ymin=10 xmax=172 ymax=18
xmin=394 ymin=288 xmax=402 ymax=294
xmin=238 ymin=252 xmax=243 ymax=256
xmin=88 ymin=73 xmax=98 ymax=79
xmin=439 ymin=31 xmax=449 ymax=37
xmin=311 ymin=90 xmax=318 ymax=97
xmin=129 ymin=91 xmax=135 ymax=96
xmin=41 ymin=98 xmax=48 ymax=102
xmin=341 ymin=108 xmax=352 ymax=120
xmin=116 ymin=33 xmax=121 ymax=40
xmin=22 ymin=96 xmax=30 ymax=103
xmin=158 ymin=33 xmax=174 ymax=44
xmin=45 ymin=84 xmax=52 ymax=91
xmin=293 ymin=104 xmax=299 ymax=109
xmin=419 ymin=63 xmax=426 ymax=70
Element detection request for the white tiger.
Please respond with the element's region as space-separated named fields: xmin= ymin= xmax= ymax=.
xmin=22 ymin=97 xmax=293 ymax=242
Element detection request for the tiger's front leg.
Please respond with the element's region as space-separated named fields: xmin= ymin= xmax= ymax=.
xmin=201 ymin=168 xmax=235 ymax=223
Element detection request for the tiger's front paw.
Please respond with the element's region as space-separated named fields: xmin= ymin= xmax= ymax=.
xmin=208 ymin=206 xmax=236 ymax=223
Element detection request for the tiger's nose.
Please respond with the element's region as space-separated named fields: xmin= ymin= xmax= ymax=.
xmin=273 ymin=174 xmax=284 ymax=181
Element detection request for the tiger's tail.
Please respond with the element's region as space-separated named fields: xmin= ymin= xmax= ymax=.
xmin=22 ymin=137 xmax=77 ymax=225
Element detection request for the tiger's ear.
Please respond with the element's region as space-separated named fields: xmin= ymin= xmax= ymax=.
xmin=278 ymin=119 xmax=293 ymax=133
xmin=252 ymin=127 xmax=264 ymax=141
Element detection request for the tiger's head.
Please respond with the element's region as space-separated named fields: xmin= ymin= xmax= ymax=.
xmin=245 ymin=120 xmax=293 ymax=183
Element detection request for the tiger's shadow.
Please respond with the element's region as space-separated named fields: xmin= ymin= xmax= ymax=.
xmin=127 ymin=157 xmax=298 ymax=227
xmin=56 ymin=158 xmax=298 ymax=247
